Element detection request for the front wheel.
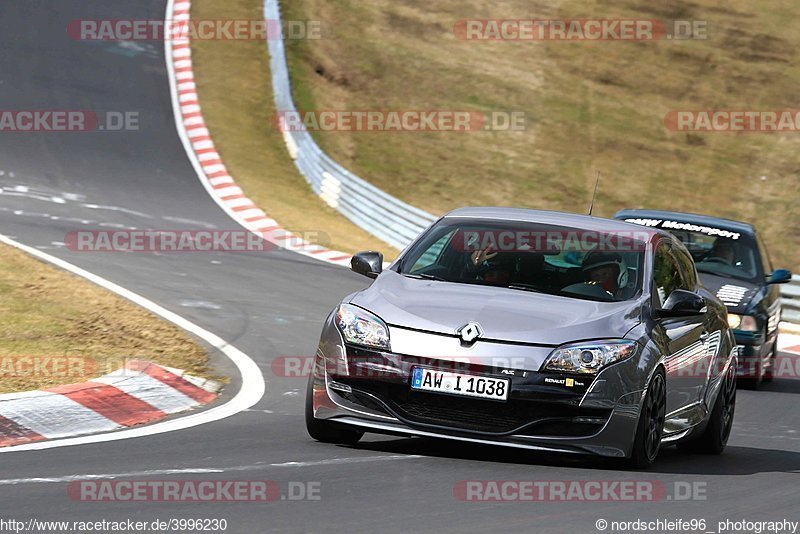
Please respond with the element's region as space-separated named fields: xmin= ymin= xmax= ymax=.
xmin=629 ymin=371 xmax=666 ymax=469
xmin=763 ymin=341 xmax=777 ymax=383
xmin=678 ymin=364 xmax=736 ymax=455
xmin=305 ymin=376 xmax=363 ymax=445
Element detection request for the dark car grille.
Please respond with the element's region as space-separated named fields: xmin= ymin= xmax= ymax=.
xmin=343 ymin=381 xmax=610 ymax=436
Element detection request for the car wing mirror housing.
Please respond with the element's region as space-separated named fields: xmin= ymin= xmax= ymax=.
xmin=767 ymin=268 xmax=792 ymax=285
xmin=351 ymin=251 xmax=383 ymax=279
xmin=658 ymin=289 xmax=707 ymax=318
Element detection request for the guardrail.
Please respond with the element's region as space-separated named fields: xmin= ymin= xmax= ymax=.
xmin=782 ymin=275 xmax=800 ymax=325
xmin=264 ymin=0 xmax=438 ymax=251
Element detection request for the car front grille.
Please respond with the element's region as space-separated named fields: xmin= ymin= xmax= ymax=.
xmin=344 ymin=381 xmax=610 ymax=436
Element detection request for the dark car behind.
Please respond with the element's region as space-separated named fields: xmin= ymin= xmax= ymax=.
xmin=615 ymin=209 xmax=792 ymax=387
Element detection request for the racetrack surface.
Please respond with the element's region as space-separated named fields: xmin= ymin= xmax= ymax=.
xmin=0 ymin=2 xmax=799 ymax=532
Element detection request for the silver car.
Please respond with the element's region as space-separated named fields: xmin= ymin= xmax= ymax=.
xmin=306 ymin=208 xmax=737 ymax=467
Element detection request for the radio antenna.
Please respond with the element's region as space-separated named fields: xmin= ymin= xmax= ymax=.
xmin=588 ymin=171 xmax=600 ymax=216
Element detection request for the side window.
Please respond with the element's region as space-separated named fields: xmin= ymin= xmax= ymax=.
xmin=409 ymin=230 xmax=454 ymax=272
xmin=672 ymin=246 xmax=697 ymax=291
xmin=756 ymin=235 xmax=773 ymax=274
xmin=652 ymin=243 xmax=682 ymax=306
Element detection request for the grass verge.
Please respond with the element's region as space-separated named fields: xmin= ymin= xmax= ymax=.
xmin=0 ymin=243 xmax=216 ymax=393
xmin=277 ymin=0 xmax=799 ymax=270
xmin=190 ymin=0 xmax=399 ymax=259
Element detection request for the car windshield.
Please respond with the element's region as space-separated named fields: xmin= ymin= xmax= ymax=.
xmin=663 ymin=227 xmax=759 ymax=281
xmin=398 ymin=218 xmax=647 ymax=302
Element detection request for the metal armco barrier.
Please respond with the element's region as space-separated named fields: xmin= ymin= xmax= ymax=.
xmin=782 ymin=275 xmax=800 ymax=325
xmin=264 ymin=0 xmax=438 ymax=251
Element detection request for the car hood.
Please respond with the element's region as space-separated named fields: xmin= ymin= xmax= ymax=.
xmin=698 ymin=272 xmax=759 ymax=313
xmin=349 ymin=271 xmax=642 ymax=346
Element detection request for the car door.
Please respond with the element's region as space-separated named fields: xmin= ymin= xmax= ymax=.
xmin=672 ymin=244 xmax=720 ymax=401
xmin=756 ymin=233 xmax=781 ymax=337
xmin=652 ymin=241 xmax=707 ymax=416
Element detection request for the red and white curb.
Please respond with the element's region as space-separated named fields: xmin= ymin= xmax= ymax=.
xmin=778 ymin=332 xmax=800 ymax=355
xmin=0 ymin=360 xmax=221 ymax=448
xmin=167 ymin=0 xmax=353 ymax=267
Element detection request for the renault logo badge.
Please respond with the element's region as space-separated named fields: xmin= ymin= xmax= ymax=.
xmin=458 ymin=322 xmax=483 ymax=344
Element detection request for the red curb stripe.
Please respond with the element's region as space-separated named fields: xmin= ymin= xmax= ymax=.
xmin=0 ymin=415 xmax=45 ymax=447
xmin=46 ymin=383 xmax=167 ymax=427
xmin=328 ymin=255 xmax=352 ymax=262
xmin=231 ymin=204 xmax=257 ymax=212
xmin=784 ymin=345 xmax=800 ymax=355
xmin=126 ymin=361 xmax=216 ymax=404
xmin=200 ymin=159 xmax=223 ymax=167
xmin=181 ymin=100 xmax=199 ymax=107
xmin=207 ymin=171 xmax=229 ymax=179
xmin=220 ymin=194 xmax=245 ymax=201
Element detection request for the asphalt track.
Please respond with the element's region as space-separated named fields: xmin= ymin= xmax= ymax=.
xmin=0 ymin=2 xmax=799 ymax=533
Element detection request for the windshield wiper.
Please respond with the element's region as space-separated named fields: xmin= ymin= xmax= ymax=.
xmin=506 ymin=284 xmax=549 ymax=294
xmin=402 ymin=273 xmax=447 ymax=282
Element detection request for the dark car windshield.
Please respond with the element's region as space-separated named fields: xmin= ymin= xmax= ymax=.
xmin=398 ymin=218 xmax=647 ymax=302
xmin=662 ymin=227 xmax=760 ymax=282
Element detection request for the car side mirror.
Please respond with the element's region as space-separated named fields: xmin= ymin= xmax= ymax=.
xmin=351 ymin=251 xmax=383 ymax=279
xmin=767 ymin=268 xmax=792 ymax=285
xmin=658 ymin=289 xmax=707 ymax=318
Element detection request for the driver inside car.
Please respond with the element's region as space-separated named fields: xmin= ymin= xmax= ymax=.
xmin=705 ymin=240 xmax=736 ymax=266
xmin=581 ymin=251 xmax=629 ymax=298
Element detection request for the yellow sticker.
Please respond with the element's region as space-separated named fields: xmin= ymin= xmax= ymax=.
xmin=565 ymin=378 xmax=574 ymax=387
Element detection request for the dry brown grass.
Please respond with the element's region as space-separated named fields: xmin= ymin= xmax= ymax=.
xmin=280 ymin=0 xmax=800 ymax=270
xmin=0 ymin=243 xmax=215 ymax=393
xmin=190 ymin=0 xmax=399 ymax=259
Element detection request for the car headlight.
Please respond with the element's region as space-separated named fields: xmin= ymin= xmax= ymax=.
xmin=335 ymin=303 xmax=390 ymax=350
xmin=727 ymin=313 xmax=758 ymax=332
xmin=543 ymin=340 xmax=637 ymax=374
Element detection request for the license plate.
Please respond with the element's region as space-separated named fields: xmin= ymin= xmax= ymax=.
xmin=410 ymin=367 xmax=510 ymax=401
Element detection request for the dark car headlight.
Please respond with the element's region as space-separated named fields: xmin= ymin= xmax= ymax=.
xmin=727 ymin=313 xmax=758 ymax=332
xmin=335 ymin=303 xmax=390 ymax=350
xmin=543 ymin=340 xmax=637 ymax=374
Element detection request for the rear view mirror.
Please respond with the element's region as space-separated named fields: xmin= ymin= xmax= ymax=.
xmin=658 ymin=289 xmax=707 ymax=318
xmin=351 ymin=251 xmax=383 ymax=279
xmin=767 ymin=269 xmax=792 ymax=285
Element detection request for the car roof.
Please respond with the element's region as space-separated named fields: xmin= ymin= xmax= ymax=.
xmin=443 ymin=206 xmax=669 ymax=241
xmin=614 ymin=209 xmax=755 ymax=236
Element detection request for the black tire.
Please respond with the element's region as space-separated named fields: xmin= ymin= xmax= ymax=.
xmin=737 ymin=357 xmax=762 ymax=390
xmin=678 ymin=364 xmax=736 ymax=455
xmin=763 ymin=342 xmax=777 ymax=383
xmin=629 ymin=371 xmax=666 ymax=469
xmin=305 ymin=376 xmax=363 ymax=445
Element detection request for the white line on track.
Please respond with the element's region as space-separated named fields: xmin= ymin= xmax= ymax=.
xmin=0 ymin=456 xmax=423 ymax=485
xmin=0 ymin=234 xmax=265 ymax=452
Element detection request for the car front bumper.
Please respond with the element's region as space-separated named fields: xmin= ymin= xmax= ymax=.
xmin=309 ymin=315 xmax=650 ymax=458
